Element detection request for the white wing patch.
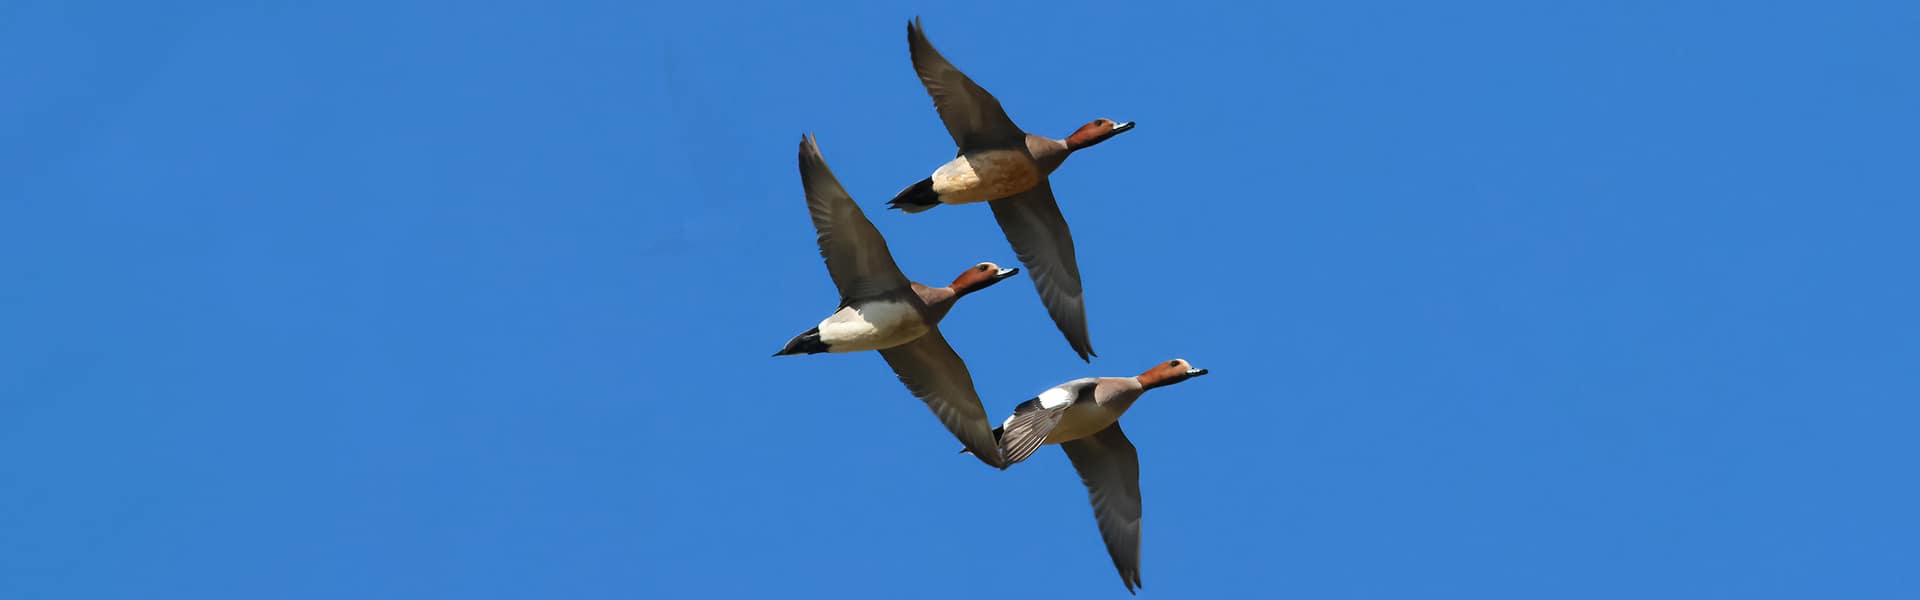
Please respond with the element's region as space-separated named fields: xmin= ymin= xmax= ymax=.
xmin=1038 ymin=385 xmax=1077 ymax=409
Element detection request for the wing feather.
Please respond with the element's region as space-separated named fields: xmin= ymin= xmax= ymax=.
xmin=907 ymin=18 xmax=1025 ymax=152
xmin=877 ymin=328 xmax=1004 ymax=469
xmin=990 ymin=180 xmax=1094 ymax=360
xmin=799 ymin=136 xmax=910 ymax=301
xmin=1062 ymin=423 xmax=1144 ymax=593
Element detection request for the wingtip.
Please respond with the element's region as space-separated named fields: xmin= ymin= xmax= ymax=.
xmin=799 ymin=134 xmax=835 ymax=175
xmin=960 ymin=444 xmax=1008 ymax=470
xmin=907 ymin=16 xmax=928 ymax=45
xmin=983 ymin=450 xmax=1009 ymax=470
xmin=970 ymin=454 xmax=1003 ymax=469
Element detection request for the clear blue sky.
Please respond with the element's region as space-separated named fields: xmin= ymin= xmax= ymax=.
xmin=3 ymin=1 xmax=1917 ymax=597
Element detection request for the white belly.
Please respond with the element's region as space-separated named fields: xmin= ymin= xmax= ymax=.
xmin=1042 ymin=403 xmax=1121 ymax=445
xmin=930 ymin=150 xmax=1040 ymax=204
xmin=817 ymin=300 xmax=929 ymax=352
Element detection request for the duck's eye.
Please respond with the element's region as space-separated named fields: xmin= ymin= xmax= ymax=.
xmin=978 ymin=265 xmax=990 ymax=272
xmin=1169 ymin=360 xmax=1180 ymax=367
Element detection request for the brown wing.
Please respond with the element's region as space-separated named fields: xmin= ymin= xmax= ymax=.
xmin=799 ymin=135 xmax=910 ymax=301
xmin=876 ymin=328 xmax=1005 ymax=469
xmin=1061 ymin=423 xmax=1143 ymax=593
xmin=907 ymin=17 xmax=1025 ymax=152
xmin=990 ymin=180 xmax=1094 ymax=361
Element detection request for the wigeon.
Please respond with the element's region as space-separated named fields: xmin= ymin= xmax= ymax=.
xmin=776 ymin=135 xmax=1017 ymax=468
xmin=887 ymin=17 xmax=1135 ymax=363
xmin=972 ymin=359 xmax=1210 ymax=593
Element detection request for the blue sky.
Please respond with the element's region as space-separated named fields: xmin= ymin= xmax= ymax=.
xmin=3 ymin=0 xmax=1917 ymax=597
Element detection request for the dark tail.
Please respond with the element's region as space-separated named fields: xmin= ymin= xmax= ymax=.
xmin=959 ymin=426 xmax=1007 ymax=455
xmin=773 ymin=328 xmax=829 ymax=356
xmin=886 ymin=178 xmax=941 ymax=213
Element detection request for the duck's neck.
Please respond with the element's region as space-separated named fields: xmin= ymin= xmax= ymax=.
xmin=914 ymin=284 xmax=961 ymax=323
xmin=1136 ymin=371 xmax=1182 ymax=391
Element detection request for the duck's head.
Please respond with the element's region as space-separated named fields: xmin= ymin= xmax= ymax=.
xmin=951 ymin=262 xmax=1020 ymax=296
xmin=1138 ymin=358 xmax=1209 ymax=390
xmin=1065 ymin=118 xmax=1135 ymax=150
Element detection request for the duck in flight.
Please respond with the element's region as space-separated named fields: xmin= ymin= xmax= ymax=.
xmin=889 ymin=17 xmax=1134 ymax=363
xmin=777 ymin=135 xmax=1017 ymax=469
xmin=972 ymin=359 xmax=1210 ymax=593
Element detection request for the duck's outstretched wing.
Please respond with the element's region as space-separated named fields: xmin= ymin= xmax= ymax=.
xmin=993 ymin=378 xmax=1097 ymax=465
xmin=799 ymin=135 xmax=910 ymax=301
xmin=907 ymin=17 xmax=1025 ymax=153
xmin=991 ymin=180 xmax=1094 ymax=361
xmin=1062 ymin=423 xmax=1144 ymax=594
xmin=877 ymin=328 xmax=1005 ymax=469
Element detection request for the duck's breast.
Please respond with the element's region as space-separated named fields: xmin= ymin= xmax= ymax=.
xmin=930 ymin=150 xmax=1041 ymax=204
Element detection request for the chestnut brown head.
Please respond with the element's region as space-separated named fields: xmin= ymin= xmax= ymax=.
xmin=1064 ymin=118 xmax=1135 ymax=150
xmin=1137 ymin=358 xmax=1209 ymax=390
xmin=950 ymin=262 xmax=1020 ymax=296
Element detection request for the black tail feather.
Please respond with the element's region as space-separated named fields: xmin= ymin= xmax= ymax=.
xmin=774 ymin=328 xmax=829 ymax=356
xmin=886 ymin=178 xmax=940 ymax=213
xmin=960 ymin=426 xmax=1007 ymax=454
